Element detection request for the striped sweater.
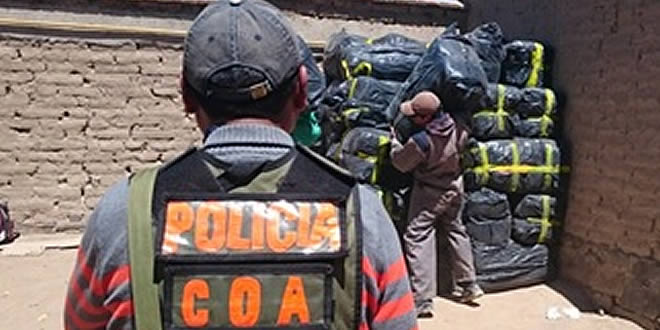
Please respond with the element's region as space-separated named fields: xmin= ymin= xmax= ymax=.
xmin=64 ymin=124 xmax=418 ymax=330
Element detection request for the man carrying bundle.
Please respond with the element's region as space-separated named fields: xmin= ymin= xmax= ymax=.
xmin=390 ymin=91 xmax=484 ymax=318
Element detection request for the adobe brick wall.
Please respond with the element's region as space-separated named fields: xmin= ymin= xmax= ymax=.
xmin=467 ymin=1 xmax=660 ymax=329
xmin=0 ymin=1 xmax=449 ymax=234
xmin=0 ymin=36 xmax=199 ymax=232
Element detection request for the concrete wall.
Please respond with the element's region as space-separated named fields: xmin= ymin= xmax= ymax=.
xmin=466 ymin=1 xmax=660 ymax=329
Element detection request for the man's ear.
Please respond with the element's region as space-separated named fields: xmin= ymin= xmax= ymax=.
xmin=292 ymin=65 xmax=309 ymax=112
xmin=180 ymin=75 xmax=199 ymax=114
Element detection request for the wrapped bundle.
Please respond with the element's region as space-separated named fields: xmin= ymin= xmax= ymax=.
xmin=346 ymin=76 xmax=402 ymax=112
xmin=514 ymin=87 xmax=557 ymax=138
xmin=464 ymin=22 xmax=507 ymax=83
xmin=386 ymin=27 xmax=488 ymax=122
xmin=323 ymin=31 xmax=425 ymax=83
xmin=463 ymin=138 xmax=561 ymax=194
xmin=370 ymin=33 xmax=426 ymax=52
xmin=471 ymin=84 xmax=521 ymax=140
xmin=473 ymin=239 xmax=549 ymax=292
xmin=323 ymin=30 xmax=368 ymax=83
xmin=464 ymin=188 xmax=512 ymax=245
xmin=512 ymin=195 xmax=559 ymax=245
xmin=336 ymin=127 xmax=411 ymax=190
xmin=501 ymin=40 xmax=546 ymax=88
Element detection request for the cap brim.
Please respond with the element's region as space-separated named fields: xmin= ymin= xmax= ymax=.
xmin=400 ymin=101 xmax=415 ymax=116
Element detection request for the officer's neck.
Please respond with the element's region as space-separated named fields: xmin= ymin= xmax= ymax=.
xmin=224 ymin=118 xmax=279 ymax=128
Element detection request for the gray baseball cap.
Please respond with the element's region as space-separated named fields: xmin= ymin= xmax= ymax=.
xmin=183 ymin=0 xmax=302 ymax=104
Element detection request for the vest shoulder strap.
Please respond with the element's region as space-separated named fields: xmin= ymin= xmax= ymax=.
xmin=127 ymin=166 xmax=162 ymax=330
xmin=277 ymin=145 xmax=357 ymax=193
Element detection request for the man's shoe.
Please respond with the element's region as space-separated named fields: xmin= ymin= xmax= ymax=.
xmin=449 ymin=286 xmax=464 ymax=300
xmin=416 ymin=306 xmax=434 ymax=318
xmin=458 ymin=284 xmax=484 ymax=303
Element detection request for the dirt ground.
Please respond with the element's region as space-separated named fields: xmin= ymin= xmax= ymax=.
xmin=0 ymin=235 xmax=645 ymax=330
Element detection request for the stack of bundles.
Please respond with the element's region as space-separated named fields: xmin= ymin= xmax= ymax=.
xmin=501 ymin=40 xmax=546 ymax=88
xmin=464 ymin=188 xmax=551 ymax=291
xmin=471 ymin=84 xmax=520 ymax=140
xmin=317 ymin=77 xmax=402 ymax=159
xmin=462 ymin=138 xmax=561 ymax=194
xmin=471 ymin=84 xmax=558 ymax=141
xmin=459 ymin=35 xmax=565 ymax=291
xmin=323 ymin=30 xmax=426 ymax=83
xmin=335 ymin=127 xmax=411 ymax=223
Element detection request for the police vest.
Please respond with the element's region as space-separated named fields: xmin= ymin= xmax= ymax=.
xmin=127 ymin=145 xmax=363 ymax=330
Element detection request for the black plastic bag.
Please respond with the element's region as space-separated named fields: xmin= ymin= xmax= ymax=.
xmin=515 ymin=88 xmax=557 ymax=118
xmin=464 ymin=188 xmax=512 ymax=245
xmin=473 ymin=239 xmax=549 ymax=292
xmin=341 ymin=43 xmax=424 ymax=82
xmin=464 ymin=22 xmax=506 ymax=83
xmin=512 ymin=195 xmax=557 ymax=245
xmin=340 ymin=104 xmax=390 ymax=131
xmin=347 ymin=76 xmax=402 ymax=112
xmin=514 ymin=116 xmax=555 ymax=138
xmin=337 ymin=127 xmax=412 ymax=191
xmin=323 ymin=31 xmax=424 ymax=83
xmin=391 ymin=112 xmax=421 ymax=143
xmin=371 ymin=33 xmax=426 ymax=52
xmin=513 ymin=88 xmax=557 ymax=138
xmin=386 ymin=31 xmax=488 ymax=123
xmin=471 ymin=84 xmax=521 ymax=140
xmin=501 ymin=40 xmax=545 ymax=88
xmin=318 ymin=80 xmax=352 ymax=108
xmin=323 ymin=30 xmax=368 ymax=83
xmin=463 ymin=138 xmax=561 ymax=194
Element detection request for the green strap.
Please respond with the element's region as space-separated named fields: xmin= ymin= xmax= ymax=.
xmin=128 ymin=167 xmax=162 ymax=330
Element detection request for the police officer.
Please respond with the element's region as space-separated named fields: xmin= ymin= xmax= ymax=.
xmin=64 ymin=1 xmax=417 ymax=329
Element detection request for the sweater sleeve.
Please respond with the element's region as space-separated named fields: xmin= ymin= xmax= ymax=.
xmin=64 ymin=178 xmax=134 ymax=330
xmin=358 ymin=185 xmax=418 ymax=330
xmin=390 ymin=131 xmax=429 ymax=174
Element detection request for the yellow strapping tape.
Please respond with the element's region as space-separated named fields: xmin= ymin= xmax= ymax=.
xmin=544 ymin=142 xmax=554 ymax=190
xmin=510 ymin=141 xmax=520 ymax=192
xmin=348 ymin=78 xmax=359 ymax=99
xmin=527 ymin=42 xmax=544 ymax=87
xmin=545 ymin=88 xmax=556 ymax=116
xmin=526 ymin=195 xmax=559 ymax=243
xmin=341 ymin=59 xmax=353 ymax=80
xmin=479 ymin=143 xmax=490 ymax=185
xmin=497 ymin=84 xmax=506 ymax=131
